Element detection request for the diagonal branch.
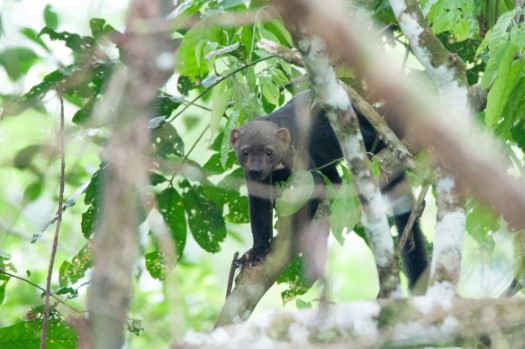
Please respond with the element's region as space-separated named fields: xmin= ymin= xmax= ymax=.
xmin=271 ymin=0 xmax=402 ymax=298
xmin=388 ymin=0 xmax=468 ymax=296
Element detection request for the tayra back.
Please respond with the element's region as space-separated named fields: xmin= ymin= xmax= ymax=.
xmin=230 ymin=93 xmax=428 ymax=290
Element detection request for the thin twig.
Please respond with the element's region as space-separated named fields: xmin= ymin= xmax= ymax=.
xmin=168 ymin=125 xmax=209 ymax=185
xmin=40 ymin=92 xmax=66 ymax=349
xmin=398 ymin=184 xmax=430 ymax=252
xmin=226 ymin=252 xmax=239 ymax=299
xmin=166 ymin=55 xmax=273 ymax=124
xmin=0 ymin=270 xmax=84 ymax=314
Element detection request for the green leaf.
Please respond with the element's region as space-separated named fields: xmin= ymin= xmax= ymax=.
xmin=55 ymin=287 xmax=78 ymax=298
xmin=72 ymin=95 xmax=96 ymax=124
xmin=23 ymin=180 xmax=44 ymax=203
xmin=150 ymin=172 xmax=168 ymax=186
xmin=39 ymin=27 xmax=94 ymax=53
xmin=497 ymin=77 xmax=525 ymax=137
xmin=176 ymin=25 xmax=227 ymax=78
xmin=154 ymin=93 xmax=183 ymax=118
xmin=295 ymin=298 xmax=312 ymax=309
xmin=275 ymin=171 xmax=314 ymax=216
xmin=510 ymin=23 xmax=525 ymax=47
xmin=0 ymin=273 xmax=9 ymax=305
xmin=487 ymin=10 xmax=515 ymax=50
xmin=224 ymin=191 xmax=249 ymax=224
xmin=89 ymin=18 xmax=118 ymax=39
xmin=210 ymin=81 xmax=233 ymax=134
xmin=485 ymin=43 xmax=525 ymax=128
xmin=80 ymin=205 xmax=98 ymax=239
xmin=84 ymin=169 xmax=103 ymax=205
xmin=276 ymin=257 xmax=314 ymax=304
xmin=151 ymin=123 xmax=185 ymax=159
xmin=0 ymin=47 xmax=38 ymax=81
xmin=145 ymin=250 xmax=170 ymax=280
xmin=480 ymin=42 xmax=508 ymax=89
xmin=180 ymin=180 xmax=226 ymax=253
xmin=156 ymin=187 xmax=187 ymax=258
xmin=261 ymin=76 xmax=280 ymax=106
xmin=511 ymin=119 xmax=525 ymax=153
xmin=20 ymin=27 xmax=50 ymax=51
xmin=466 ymin=200 xmax=499 ymax=250
xmin=0 ymin=319 xmax=78 ymax=349
xmin=43 ymin=4 xmax=59 ymax=30
xmin=260 ymin=19 xmax=293 ymax=46
xmin=59 ymin=244 xmax=93 ymax=287
xmin=328 ymin=178 xmax=360 ymax=245
xmin=2 ymin=68 xmax=66 ymax=116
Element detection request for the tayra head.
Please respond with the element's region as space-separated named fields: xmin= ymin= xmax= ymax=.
xmin=230 ymin=120 xmax=291 ymax=181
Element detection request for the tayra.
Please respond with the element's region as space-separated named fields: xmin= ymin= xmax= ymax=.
xmin=230 ymin=93 xmax=428 ymax=289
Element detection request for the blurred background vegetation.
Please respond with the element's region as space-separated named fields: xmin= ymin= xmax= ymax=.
xmin=0 ymin=0 xmax=520 ymax=348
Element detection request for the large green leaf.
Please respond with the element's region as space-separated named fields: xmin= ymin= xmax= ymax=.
xmin=20 ymin=27 xmax=50 ymax=52
xmin=276 ymin=257 xmax=314 ymax=304
xmin=180 ymin=180 xmax=226 ymax=253
xmin=0 ymin=319 xmax=78 ymax=349
xmin=43 ymin=5 xmax=58 ymax=30
xmin=327 ymin=170 xmax=360 ymax=245
xmin=89 ymin=18 xmax=119 ymax=39
xmin=0 ymin=47 xmax=38 ymax=81
xmin=485 ymin=43 xmax=525 ymax=128
xmin=39 ymin=27 xmax=94 ymax=53
xmin=466 ymin=200 xmax=499 ymax=250
xmin=145 ymin=250 xmax=170 ymax=280
xmin=176 ymin=25 xmax=228 ymax=78
xmin=156 ymin=187 xmax=187 ymax=258
xmin=151 ymin=123 xmax=185 ymax=159
xmin=59 ymin=244 xmax=93 ymax=287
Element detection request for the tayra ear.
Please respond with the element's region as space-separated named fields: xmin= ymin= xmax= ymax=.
xmin=276 ymin=128 xmax=290 ymax=149
xmin=230 ymin=128 xmax=241 ymax=147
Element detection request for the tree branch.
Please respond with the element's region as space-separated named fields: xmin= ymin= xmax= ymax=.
xmin=271 ymin=0 xmax=402 ymax=298
xmin=214 ymin=215 xmax=295 ymax=327
xmin=175 ymin=296 xmax=525 ymax=349
xmin=87 ymin=1 xmax=176 ymax=347
xmin=388 ymin=0 xmax=468 ymax=296
xmin=40 ymin=92 xmax=66 ymax=349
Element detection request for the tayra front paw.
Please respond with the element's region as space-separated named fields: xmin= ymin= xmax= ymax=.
xmin=236 ymin=246 xmax=271 ymax=268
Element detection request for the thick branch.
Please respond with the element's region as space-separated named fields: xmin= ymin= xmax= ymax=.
xmin=273 ymin=4 xmax=402 ymax=297
xmin=175 ymin=297 xmax=525 ymax=349
xmin=388 ymin=0 xmax=469 ymax=295
xmin=87 ymin=1 xmax=175 ymax=348
xmin=214 ymin=215 xmax=294 ymax=327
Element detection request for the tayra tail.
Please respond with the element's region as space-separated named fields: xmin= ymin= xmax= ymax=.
xmin=384 ymin=174 xmax=429 ymax=291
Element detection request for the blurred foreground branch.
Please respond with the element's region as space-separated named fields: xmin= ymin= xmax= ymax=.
xmin=87 ymin=1 xmax=177 ymax=348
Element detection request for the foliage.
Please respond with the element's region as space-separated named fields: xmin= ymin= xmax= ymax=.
xmin=0 ymin=0 xmax=522 ymax=348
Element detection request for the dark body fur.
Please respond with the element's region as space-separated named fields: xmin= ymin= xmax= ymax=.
xmin=230 ymin=94 xmax=428 ymax=290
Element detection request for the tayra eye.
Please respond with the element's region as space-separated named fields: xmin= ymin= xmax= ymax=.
xmin=266 ymin=149 xmax=273 ymax=156
xmin=242 ymin=148 xmax=249 ymax=156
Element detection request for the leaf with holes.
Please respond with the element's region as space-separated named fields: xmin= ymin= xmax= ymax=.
xmin=180 ymin=180 xmax=226 ymax=253
xmin=59 ymin=243 xmax=93 ymax=287
xmin=151 ymin=124 xmax=185 ymax=159
xmin=276 ymin=257 xmax=313 ymax=304
xmin=156 ymin=187 xmax=186 ymax=258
